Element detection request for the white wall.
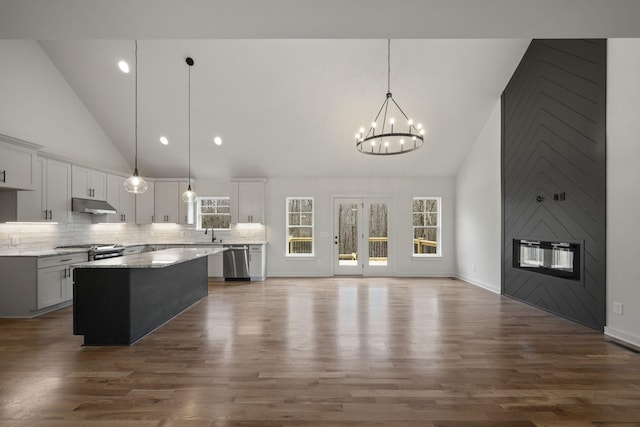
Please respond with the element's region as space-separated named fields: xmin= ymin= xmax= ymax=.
xmin=605 ymin=39 xmax=640 ymax=347
xmin=454 ymin=100 xmax=502 ymax=293
xmin=0 ymin=40 xmax=130 ymax=173
xmin=266 ymin=177 xmax=456 ymax=277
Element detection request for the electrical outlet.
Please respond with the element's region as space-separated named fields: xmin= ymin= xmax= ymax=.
xmin=10 ymin=235 xmax=19 ymax=246
xmin=613 ymin=302 xmax=623 ymax=315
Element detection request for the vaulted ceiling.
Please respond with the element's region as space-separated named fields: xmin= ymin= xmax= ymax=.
xmin=3 ymin=1 xmax=640 ymax=180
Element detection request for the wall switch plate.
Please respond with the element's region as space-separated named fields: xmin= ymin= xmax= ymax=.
xmin=613 ymin=302 xmax=623 ymax=315
xmin=10 ymin=235 xmax=19 ymax=246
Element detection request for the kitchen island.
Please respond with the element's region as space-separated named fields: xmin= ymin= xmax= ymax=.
xmin=73 ymin=247 xmax=225 ymax=346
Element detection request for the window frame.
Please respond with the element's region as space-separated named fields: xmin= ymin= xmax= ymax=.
xmin=286 ymin=196 xmax=315 ymax=257
xmin=195 ymin=196 xmax=231 ymax=231
xmin=412 ymin=196 xmax=442 ymax=257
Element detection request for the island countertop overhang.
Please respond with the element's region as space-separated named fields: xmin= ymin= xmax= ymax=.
xmin=73 ymin=247 xmax=226 ymax=269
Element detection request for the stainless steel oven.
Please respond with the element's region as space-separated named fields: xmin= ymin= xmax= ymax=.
xmin=56 ymin=243 xmax=125 ymax=261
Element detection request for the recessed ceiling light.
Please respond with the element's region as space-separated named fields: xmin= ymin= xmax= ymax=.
xmin=214 ymin=136 xmax=222 ymax=146
xmin=159 ymin=136 xmax=169 ymax=145
xmin=118 ymin=60 xmax=130 ymax=73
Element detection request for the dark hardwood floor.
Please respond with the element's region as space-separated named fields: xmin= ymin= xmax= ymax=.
xmin=1 ymin=277 xmax=639 ymax=426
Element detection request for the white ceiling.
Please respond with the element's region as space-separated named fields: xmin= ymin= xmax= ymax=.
xmin=4 ymin=1 xmax=640 ymax=180
xmin=40 ymin=39 xmax=528 ymax=179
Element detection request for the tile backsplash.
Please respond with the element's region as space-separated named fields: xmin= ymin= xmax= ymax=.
xmin=0 ymin=213 xmax=265 ymax=251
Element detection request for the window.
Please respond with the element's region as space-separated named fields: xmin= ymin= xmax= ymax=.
xmin=286 ymin=197 xmax=314 ymax=256
xmin=196 ymin=197 xmax=231 ymax=230
xmin=413 ymin=197 xmax=441 ymax=256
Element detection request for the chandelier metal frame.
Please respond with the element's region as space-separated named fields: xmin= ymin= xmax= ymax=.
xmin=356 ymin=39 xmax=425 ymax=155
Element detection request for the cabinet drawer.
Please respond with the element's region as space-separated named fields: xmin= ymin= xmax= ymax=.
xmin=37 ymin=253 xmax=88 ymax=268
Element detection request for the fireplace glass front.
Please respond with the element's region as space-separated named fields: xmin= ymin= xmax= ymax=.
xmin=513 ymin=239 xmax=580 ymax=280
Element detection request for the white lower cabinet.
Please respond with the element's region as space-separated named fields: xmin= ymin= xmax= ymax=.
xmin=249 ymin=244 xmax=266 ymax=281
xmin=207 ymin=252 xmax=224 ymax=280
xmin=36 ymin=253 xmax=87 ymax=309
xmin=0 ymin=252 xmax=87 ymax=317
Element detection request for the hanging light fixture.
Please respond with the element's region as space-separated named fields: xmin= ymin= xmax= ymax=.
xmin=182 ymin=57 xmax=198 ymax=203
xmin=124 ymin=40 xmax=148 ymax=194
xmin=355 ymin=39 xmax=425 ymax=155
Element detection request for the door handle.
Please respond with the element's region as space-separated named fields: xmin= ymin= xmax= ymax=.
xmin=1 ymin=170 xmax=6 ymax=183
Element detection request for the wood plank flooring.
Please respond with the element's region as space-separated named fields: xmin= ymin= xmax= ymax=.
xmin=1 ymin=277 xmax=639 ymax=426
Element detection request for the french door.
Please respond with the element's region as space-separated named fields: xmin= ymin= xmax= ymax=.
xmin=333 ymin=197 xmax=392 ymax=276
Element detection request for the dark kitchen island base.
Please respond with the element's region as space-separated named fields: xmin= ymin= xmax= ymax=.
xmin=73 ymin=251 xmax=211 ymax=346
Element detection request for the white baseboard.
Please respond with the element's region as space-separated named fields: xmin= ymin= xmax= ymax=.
xmin=456 ymin=275 xmax=500 ymax=294
xmin=605 ymin=326 xmax=640 ymax=348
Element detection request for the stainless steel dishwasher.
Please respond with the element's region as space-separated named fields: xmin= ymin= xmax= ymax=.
xmin=223 ymin=245 xmax=250 ymax=280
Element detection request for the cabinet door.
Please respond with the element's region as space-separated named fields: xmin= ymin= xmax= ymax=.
xmin=0 ymin=141 xmax=36 ymax=190
xmin=154 ymin=182 xmax=168 ymax=222
xmin=72 ymin=166 xmax=106 ymax=200
xmin=89 ymin=170 xmax=107 ymax=201
xmin=154 ymin=181 xmax=179 ymax=223
xmin=64 ymin=267 xmax=74 ymax=301
xmin=37 ymin=265 xmax=65 ymax=309
xmin=16 ymin=157 xmax=46 ymax=221
xmin=46 ymin=160 xmax=72 ymax=224
xmin=105 ymin=174 xmax=122 ymax=223
xmin=178 ymin=181 xmax=193 ymax=224
xmin=72 ymin=165 xmax=91 ymax=198
xmin=249 ymin=245 xmax=265 ymax=280
xmin=249 ymin=182 xmax=265 ymax=223
xmin=207 ymin=253 xmax=224 ymax=279
xmin=235 ymin=181 xmax=265 ymax=223
xmin=120 ymin=185 xmax=135 ymax=224
xmin=135 ymin=181 xmax=154 ymax=224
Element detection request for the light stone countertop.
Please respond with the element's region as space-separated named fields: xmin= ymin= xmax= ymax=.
xmin=0 ymin=242 xmax=266 ymax=258
xmin=72 ymin=247 xmax=226 ymax=269
xmin=0 ymin=248 xmax=89 ymax=257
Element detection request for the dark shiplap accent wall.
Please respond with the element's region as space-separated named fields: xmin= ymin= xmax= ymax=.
xmin=501 ymin=39 xmax=606 ymax=331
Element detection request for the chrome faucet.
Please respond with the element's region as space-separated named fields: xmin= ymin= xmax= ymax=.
xmin=204 ymin=227 xmax=217 ymax=242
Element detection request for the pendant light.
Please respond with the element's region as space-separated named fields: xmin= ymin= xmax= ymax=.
xmin=182 ymin=57 xmax=197 ymax=203
xmin=124 ymin=40 xmax=149 ymax=193
xmin=355 ymin=39 xmax=425 ymax=155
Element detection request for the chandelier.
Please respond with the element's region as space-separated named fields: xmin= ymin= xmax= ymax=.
xmin=355 ymin=39 xmax=425 ymax=155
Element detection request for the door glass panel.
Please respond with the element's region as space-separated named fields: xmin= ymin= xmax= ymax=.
xmin=368 ymin=203 xmax=388 ymax=266
xmin=338 ymin=203 xmax=359 ymax=266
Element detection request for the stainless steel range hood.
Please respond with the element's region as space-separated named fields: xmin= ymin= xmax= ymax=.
xmin=72 ymin=197 xmax=117 ymax=215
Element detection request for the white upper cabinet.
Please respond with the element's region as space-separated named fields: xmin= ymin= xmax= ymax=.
xmin=135 ymin=180 xmax=155 ymax=224
xmin=105 ymin=174 xmax=135 ymax=223
xmin=178 ymin=181 xmax=191 ymax=225
xmin=230 ymin=179 xmax=265 ymax=224
xmin=15 ymin=157 xmax=71 ymax=223
xmin=154 ymin=181 xmax=180 ymax=223
xmin=45 ymin=160 xmax=73 ymax=223
xmin=72 ymin=165 xmax=106 ymax=201
xmin=0 ymin=138 xmax=39 ymax=191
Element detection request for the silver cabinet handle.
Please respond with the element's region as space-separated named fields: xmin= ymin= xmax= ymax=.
xmin=0 ymin=170 xmax=5 ymax=183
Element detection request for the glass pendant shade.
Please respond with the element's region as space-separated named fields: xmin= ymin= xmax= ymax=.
xmin=124 ymin=170 xmax=148 ymax=194
xmin=182 ymin=184 xmax=197 ymax=203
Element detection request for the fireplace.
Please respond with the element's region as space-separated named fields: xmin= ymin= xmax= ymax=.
xmin=513 ymin=239 xmax=581 ymax=280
